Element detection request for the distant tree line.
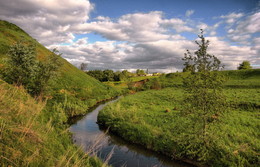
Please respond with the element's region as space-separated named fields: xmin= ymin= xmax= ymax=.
xmin=87 ymin=69 xmax=133 ymax=82
xmin=86 ymin=69 xmax=152 ymax=82
xmin=136 ymin=69 xmax=146 ymax=76
xmin=183 ymin=58 xmax=253 ymax=72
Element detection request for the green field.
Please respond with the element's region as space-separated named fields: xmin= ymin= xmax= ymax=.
xmin=98 ymin=70 xmax=260 ymax=166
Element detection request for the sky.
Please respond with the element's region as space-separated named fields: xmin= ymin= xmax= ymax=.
xmin=0 ymin=0 xmax=259 ymax=72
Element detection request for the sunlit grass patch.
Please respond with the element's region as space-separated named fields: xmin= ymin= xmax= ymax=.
xmin=98 ymin=87 xmax=260 ymax=166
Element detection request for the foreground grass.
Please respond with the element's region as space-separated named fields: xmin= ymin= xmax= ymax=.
xmin=0 ymin=80 xmax=107 ymax=167
xmin=98 ymin=87 xmax=260 ymax=166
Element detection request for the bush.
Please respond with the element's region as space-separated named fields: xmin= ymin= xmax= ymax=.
xmin=1 ymin=40 xmax=62 ymax=97
xmin=238 ymin=61 xmax=252 ymax=70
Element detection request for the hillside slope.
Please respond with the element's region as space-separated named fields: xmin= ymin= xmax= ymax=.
xmin=0 ymin=80 xmax=106 ymax=166
xmin=0 ymin=20 xmax=119 ymax=116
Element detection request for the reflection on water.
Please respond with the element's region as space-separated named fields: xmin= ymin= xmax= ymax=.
xmin=69 ymin=98 xmax=193 ymax=167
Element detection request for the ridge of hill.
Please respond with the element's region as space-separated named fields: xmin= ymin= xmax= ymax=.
xmin=0 ymin=20 xmax=116 ymax=166
xmin=0 ymin=20 xmax=119 ymax=117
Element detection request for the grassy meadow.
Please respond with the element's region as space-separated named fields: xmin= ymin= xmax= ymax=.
xmin=98 ymin=70 xmax=260 ymax=166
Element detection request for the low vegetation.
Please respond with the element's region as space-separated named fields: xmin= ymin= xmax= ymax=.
xmin=0 ymin=80 xmax=106 ymax=166
xmin=98 ymin=85 xmax=260 ymax=166
xmin=238 ymin=61 xmax=252 ymax=70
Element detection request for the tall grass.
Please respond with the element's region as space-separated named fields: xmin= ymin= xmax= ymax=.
xmin=98 ymin=87 xmax=260 ymax=166
xmin=0 ymin=81 xmax=107 ymax=166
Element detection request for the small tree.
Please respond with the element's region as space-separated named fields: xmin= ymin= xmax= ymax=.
xmin=3 ymin=41 xmax=37 ymax=86
xmin=119 ymin=70 xmax=131 ymax=81
xmin=237 ymin=61 xmax=252 ymax=70
xmin=80 ymin=62 xmax=88 ymax=71
xmin=32 ymin=48 xmax=63 ymax=96
xmin=2 ymin=41 xmax=62 ymax=96
xmin=182 ymin=63 xmax=195 ymax=72
xmin=103 ymin=69 xmax=115 ymax=81
xmin=181 ymin=29 xmax=227 ymax=161
xmin=87 ymin=70 xmax=104 ymax=81
xmin=182 ymin=30 xmax=223 ymax=72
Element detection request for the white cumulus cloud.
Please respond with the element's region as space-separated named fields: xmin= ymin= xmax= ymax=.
xmin=0 ymin=0 xmax=259 ymax=72
xmin=0 ymin=0 xmax=94 ymax=45
xmin=185 ymin=10 xmax=195 ymax=17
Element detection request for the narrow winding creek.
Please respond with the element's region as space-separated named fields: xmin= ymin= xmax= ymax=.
xmin=69 ymin=98 xmax=193 ymax=167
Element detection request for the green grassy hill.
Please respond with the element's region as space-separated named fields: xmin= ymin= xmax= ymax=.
xmin=0 ymin=20 xmax=117 ymax=166
xmin=0 ymin=20 xmax=119 ymax=117
xmin=0 ymin=80 xmax=106 ymax=166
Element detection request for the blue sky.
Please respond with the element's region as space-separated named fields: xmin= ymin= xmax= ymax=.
xmin=90 ymin=0 xmax=257 ymax=18
xmin=87 ymin=0 xmax=259 ymax=41
xmin=0 ymin=0 xmax=259 ymax=72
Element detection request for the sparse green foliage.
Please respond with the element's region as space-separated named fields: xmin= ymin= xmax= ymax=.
xmin=80 ymin=62 xmax=88 ymax=71
xmin=32 ymin=48 xmax=63 ymax=96
xmin=181 ymin=30 xmax=227 ymax=161
xmin=2 ymin=41 xmax=62 ymax=96
xmin=182 ymin=30 xmax=223 ymax=73
xmin=182 ymin=63 xmax=195 ymax=72
xmin=238 ymin=61 xmax=252 ymax=70
xmin=2 ymin=40 xmax=37 ymax=86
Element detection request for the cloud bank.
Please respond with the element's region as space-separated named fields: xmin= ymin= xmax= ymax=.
xmin=0 ymin=0 xmax=259 ymax=72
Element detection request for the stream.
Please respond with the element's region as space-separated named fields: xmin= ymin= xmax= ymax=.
xmin=69 ymin=97 xmax=193 ymax=167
